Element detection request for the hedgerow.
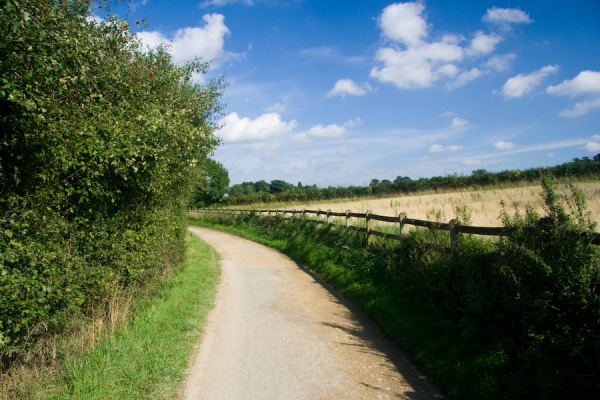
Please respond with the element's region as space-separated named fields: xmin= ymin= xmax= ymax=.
xmin=0 ymin=0 xmax=223 ymax=362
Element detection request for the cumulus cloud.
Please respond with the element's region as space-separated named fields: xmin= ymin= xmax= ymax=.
xmin=583 ymin=141 xmax=600 ymax=152
xmin=467 ymin=31 xmax=503 ymax=56
xmin=370 ymin=2 xmax=509 ymax=90
xmin=547 ymin=70 xmax=600 ymax=117
xmin=482 ymin=7 xmax=533 ymax=27
xmin=327 ymin=79 xmax=372 ymax=98
xmin=494 ymin=141 xmax=516 ymax=150
xmin=429 ymin=144 xmax=462 ymax=152
xmin=136 ymin=14 xmax=231 ymax=65
xmin=378 ymin=2 xmax=428 ymax=46
xmin=291 ymin=118 xmax=361 ymax=142
xmin=216 ymin=112 xmax=298 ymax=143
xmin=497 ymin=65 xmax=559 ymax=98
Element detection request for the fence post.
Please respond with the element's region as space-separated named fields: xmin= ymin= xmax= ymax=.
xmin=449 ymin=218 xmax=460 ymax=251
xmin=316 ymin=209 xmax=321 ymax=223
xmin=327 ymin=209 xmax=332 ymax=224
xmin=302 ymin=209 xmax=306 ymax=219
xmin=366 ymin=210 xmax=374 ymax=248
xmin=398 ymin=212 xmax=406 ymax=239
xmin=346 ymin=210 xmax=351 ymax=228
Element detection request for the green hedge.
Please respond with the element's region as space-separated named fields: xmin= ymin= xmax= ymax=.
xmin=0 ymin=0 xmax=222 ymax=362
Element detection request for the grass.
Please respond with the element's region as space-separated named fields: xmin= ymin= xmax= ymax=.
xmin=1 ymin=233 xmax=220 ymax=400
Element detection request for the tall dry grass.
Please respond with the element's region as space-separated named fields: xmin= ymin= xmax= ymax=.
xmin=294 ymin=182 xmax=600 ymax=227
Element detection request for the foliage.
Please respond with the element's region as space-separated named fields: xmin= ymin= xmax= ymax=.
xmin=0 ymin=0 xmax=223 ymax=363
xmin=190 ymin=158 xmax=230 ymax=207
xmin=190 ymin=179 xmax=600 ymax=399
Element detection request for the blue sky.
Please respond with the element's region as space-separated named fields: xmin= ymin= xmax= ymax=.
xmin=101 ymin=0 xmax=600 ymax=187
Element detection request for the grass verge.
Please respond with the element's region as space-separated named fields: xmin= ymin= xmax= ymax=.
xmin=2 ymin=232 xmax=219 ymax=400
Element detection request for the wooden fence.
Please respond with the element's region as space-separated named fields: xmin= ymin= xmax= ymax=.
xmin=189 ymin=208 xmax=600 ymax=252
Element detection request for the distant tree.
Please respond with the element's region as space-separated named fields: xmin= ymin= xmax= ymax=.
xmin=254 ymin=180 xmax=270 ymax=193
xmin=229 ymin=184 xmax=244 ymax=197
xmin=191 ymin=159 xmax=230 ymax=206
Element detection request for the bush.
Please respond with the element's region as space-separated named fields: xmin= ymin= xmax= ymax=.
xmin=0 ymin=0 xmax=222 ymax=362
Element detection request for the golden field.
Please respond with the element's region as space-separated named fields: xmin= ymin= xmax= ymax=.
xmin=291 ymin=182 xmax=600 ymax=227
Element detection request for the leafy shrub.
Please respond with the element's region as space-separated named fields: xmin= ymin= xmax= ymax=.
xmin=1 ymin=0 xmax=222 ymax=362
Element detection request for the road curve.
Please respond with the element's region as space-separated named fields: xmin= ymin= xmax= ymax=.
xmin=183 ymin=227 xmax=444 ymax=400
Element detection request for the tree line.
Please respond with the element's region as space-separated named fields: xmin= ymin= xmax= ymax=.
xmin=210 ymin=157 xmax=600 ymax=206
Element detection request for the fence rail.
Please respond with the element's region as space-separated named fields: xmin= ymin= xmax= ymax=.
xmin=188 ymin=207 xmax=600 ymax=251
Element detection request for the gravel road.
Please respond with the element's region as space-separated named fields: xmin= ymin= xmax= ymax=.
xmin=183 ymin=227 xmax=444 ymax=400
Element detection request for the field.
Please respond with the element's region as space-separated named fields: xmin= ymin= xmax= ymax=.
xmin=289 ymin=182 xmax=600 ymax=227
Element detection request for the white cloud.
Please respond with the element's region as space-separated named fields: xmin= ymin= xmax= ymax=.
xmin=370 ymin=36 xmax=464 ymax=89
xmin=371 ymin=3 xmax=510 ymax=90
xmin=448 ymin=68 xmax=483 ymax=89
xmin=498 ymin=65 xmax=559 ymax=98
xmin=451 ymin=117 xmax=469 ymax=128
xmin=493 ymin=141 xmax=516 ymax=150
xmin=547 ymin=71 xmax=600 ymax=117
xmin=547 ymin=71 xmax=600 ymax=97
xmin=216 ymin=112 xmax=298 ymax=143
xmin=327 ymin=79 xmax=372 ymax=98
xmin=379 ymin=2 xmax=428 ymax=46
xmin=291 ymin=118 xmax=361 ymax=143
xmin=462 ymin=159 xmax=482 ymax=166
xmin=482 ymin=7 xmax=533 ymax=26
xmin=486 ymin=53 xmax=516 ymax=72
xmin=429 ymin=144 xmax=462 ymax=152
xmin=136 ymin=14 xmax=231 ymax=65
xmin=440 ymin=112 xmax=469 ymax=128
xmin=467 ymin=31 xmax=503 ymax=56
xmin=583 ymin=142 xmax=600 ymax=152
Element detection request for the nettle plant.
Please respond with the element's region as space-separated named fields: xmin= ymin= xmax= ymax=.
xmin=497 ymin=177 xmax=600 ymax=396
xmin=0 ymin=0 xmax=223 ymax=360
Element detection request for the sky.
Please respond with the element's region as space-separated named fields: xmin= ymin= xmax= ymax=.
xmin=99 ymin=0 xmax=600 ymax=187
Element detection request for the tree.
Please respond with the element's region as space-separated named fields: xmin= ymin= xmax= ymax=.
xmin=191 ymin=159 xmax=230 ymax=206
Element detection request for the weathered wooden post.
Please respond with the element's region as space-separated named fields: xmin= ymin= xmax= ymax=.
xmin=346 ymin=210 xmax=352 ymax=228
xmin=449 ymin=218 xmax=460 ymax=251
xmin=327 ymin=209 xmax=332 ymax=224
xmin=398 ymin=212 xmax=406 ymax=239
xmin=316 ymin=208 xmax=321 ymax=223
xmin=366 ymin=210 xmax=374 ymax=248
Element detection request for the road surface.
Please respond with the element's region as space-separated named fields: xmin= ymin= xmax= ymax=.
xmin=183 ymin=227 xmax=444 ymax=400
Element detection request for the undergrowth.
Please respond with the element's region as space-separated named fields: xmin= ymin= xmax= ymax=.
xmin=189 ymin=178 xmax=600 ymax=400
xmin=1 ymin=233 xmax=220 ymax=399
